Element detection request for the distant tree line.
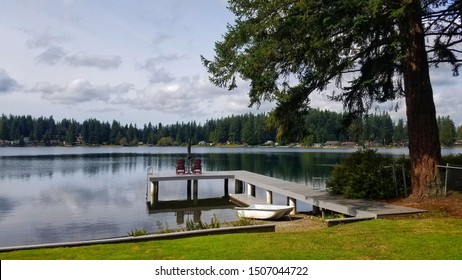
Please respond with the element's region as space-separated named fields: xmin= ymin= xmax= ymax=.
xmin=0 ymin=113 xmax=274 ymax=146
xmin=0 ymin=110 xmax=460 ymax=146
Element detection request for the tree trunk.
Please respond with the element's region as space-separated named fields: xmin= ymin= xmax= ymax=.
xmin=401 ymin=0 xmax=442 ymax=199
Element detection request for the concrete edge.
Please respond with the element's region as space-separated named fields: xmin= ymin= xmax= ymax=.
xmin=325 ymin=217 xmax=375 ymax=227
xmin=376 ymin=209 xmax=428 ymax=219
xmin=0 ymin=224 xmax=275 ymax=253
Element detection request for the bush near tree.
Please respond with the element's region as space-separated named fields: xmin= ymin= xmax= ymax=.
xmin=327 ymin=149 xmax=397 ymax=200
xmin=327 ymin=151 xmax=462 ymax=200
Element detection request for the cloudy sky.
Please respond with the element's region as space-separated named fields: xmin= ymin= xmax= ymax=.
xmin=1 ymin=0 xmax=461 ymax=127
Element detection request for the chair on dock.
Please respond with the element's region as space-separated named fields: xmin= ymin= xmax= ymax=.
xmin=176 ymin=159 xmax=186 ymax=174
xmin=191 ymin=159 xmax=202 ymax=174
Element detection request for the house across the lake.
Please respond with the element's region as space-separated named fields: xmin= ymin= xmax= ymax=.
xmin=324 ymin=141 xmax=340 ymax=147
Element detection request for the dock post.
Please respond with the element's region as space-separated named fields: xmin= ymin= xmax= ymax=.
xmin=266 ymin=190 xmax=273 ymax=204
xmin=224 ymin=179 xmax=229 ymax=197
xmin=288 ymin=197 xmax=297 ymax=215
xmin=312 ymin=205 xmax=321 ymax=215
xmin=150 ymin=181 xmax=159 ymax=206
xmin=193 ymin=180 xmax=199 ymax=203
xmin=235 ymin=180 xmax=243 ymax=193
xmin=187 ymin=180 xmax=192 ymax=200
xmin=247 ymin=183 xmax=256 ymax=197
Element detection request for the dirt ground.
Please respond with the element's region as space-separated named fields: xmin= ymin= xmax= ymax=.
xmin=258 ymin=191 xmax=462 ymax=232
xmin=388 ymin=191 xmax=462 ymax=217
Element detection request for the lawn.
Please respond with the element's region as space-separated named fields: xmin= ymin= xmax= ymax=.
xmin=1 ymin=214 xmax=462 ymax=260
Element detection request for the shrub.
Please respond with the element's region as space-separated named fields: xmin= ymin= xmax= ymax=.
xmin=441 ymin=153 xmax=462 ymax=166
xmin=157 ymin=136 xmax=174 ymax=146
xmin=326 ymin=149 xmax=396 ymax=199
xmin=127 ymin=228 xmax=148 ymax=237
xmin=155 ymin=221 xmax=179 ymax=233
xmin=185 ymin=214 xmax=221 ymax=231
xmin=230 ymin=217 xmax=256 ymax=226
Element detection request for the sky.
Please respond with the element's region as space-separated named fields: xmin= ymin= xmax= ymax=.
xmin=1 ymin=0 xmax=461 ymax=127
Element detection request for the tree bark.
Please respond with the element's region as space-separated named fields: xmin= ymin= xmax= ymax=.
xmin=401 ymin=0 xmax=442 ymax=199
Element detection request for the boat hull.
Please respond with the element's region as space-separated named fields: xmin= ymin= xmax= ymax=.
xmin=235 ymin=204 xmax=294 ymax=220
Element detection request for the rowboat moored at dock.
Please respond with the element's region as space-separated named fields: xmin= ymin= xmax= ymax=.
xmin=235 ymin=204 xmax=294 ymax=220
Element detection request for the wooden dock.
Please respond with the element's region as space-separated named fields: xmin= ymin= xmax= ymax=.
xmin=147 ymin=170 xmax=425 ymax=219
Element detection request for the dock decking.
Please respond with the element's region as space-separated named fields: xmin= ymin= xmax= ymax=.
xmin=147 ymin=170 xmax=425 ymax=219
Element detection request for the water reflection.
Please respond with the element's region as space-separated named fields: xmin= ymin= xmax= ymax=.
xmin=0 ymin=147 xmax=358 ymax=247
xmin=38 ymin=185 xmax=112 ymax=212
xmin=0 ymin=196 xmax=16 ymax=220
xmin=34 ymin=220 xmax=121 ymax=244
xmin=147 ymin=197 xmax=235 ymax=214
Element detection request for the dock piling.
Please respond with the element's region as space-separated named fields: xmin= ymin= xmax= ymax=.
xmin=187 ymin=180 xmax=192 ymax=200
xmin=193 ymin=180 xmax=199 ymax=204
xmin=235 ymin=179 xmax=243 ymax=193
xmin=150 ymin=181 xmax=159 ymax=206
xmin=288 ymin=197 xmax=297 ymax=215
xmin=247 ymin=183 xmax=256 ymax=197
xmin=266 ymin=190 xmax=273 ymax=204
xmin=224 ymin=179 xmax=229 ymax=197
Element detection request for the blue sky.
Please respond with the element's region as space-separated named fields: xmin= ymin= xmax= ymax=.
xmin=1 ymin=0 xmax=461 ymax=127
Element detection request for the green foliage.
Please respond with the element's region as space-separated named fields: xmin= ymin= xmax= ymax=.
xmin=0 ymin=111 xmax=442 ymax=148
xmin=202 ymin=0 xmax=409 ymax=124
xmin=157 ymin=136 xmax=174 ymax=146
xmin=185 ymin=214 xmax=221 ymax=231
xmin=303 ymin=109 xmax=345 ymax=144
xmin=155 ymin=221 xmax=178 ymax=234
xmin=229 ymin=217 xmax=256 ymax=227
xmin=185 ymin=220 xmax=204 ymax=231
xmin=321 ymin=212 xmax=345 ymax=220
xmin=393 ymin=119 xmax=407 ymax=144
xmin=326 ymin=149 xmax=397 ymax=199
xmin=441 ymin=154 xmax=462 ymax=166
xmin=127 ymin=228 xmax=148 ymax=237
xmin=438 ymin=116 xmax=457 ymax=146
xmin=0 ymin=113 xmax=276 ymax=146
xmin=457 ymin=126 xmax=462 ymax=141
xmin=203 ymin=0 xmax=461 ymax=197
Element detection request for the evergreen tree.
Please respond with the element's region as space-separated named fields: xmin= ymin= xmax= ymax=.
xmin=394 ymin=119 xmax=407 ymax=144
xmin=202 ymin=0 xmax=462 ymax=198
xmin=438 ymin=116 xmax=457 ymax=146
xmin=1 ymin=115 xmax=10 ymax=140
xmin=110 ymin=120 xmax=121 ymax=145
xmin=457 ymin=125 xmax=462 ymax=141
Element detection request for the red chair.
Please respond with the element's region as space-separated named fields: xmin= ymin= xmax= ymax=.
xmin=176 ymin=159 xmax=186 ymax=174
xmin=191 ymin=159 xmax=202 ymax=174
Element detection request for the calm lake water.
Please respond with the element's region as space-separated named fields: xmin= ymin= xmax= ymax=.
xmin=1 ymin=146 xmax=460 ymax=247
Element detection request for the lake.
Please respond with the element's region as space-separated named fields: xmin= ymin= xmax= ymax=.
xmin=0 ymin=146 xmax=460 ymax=247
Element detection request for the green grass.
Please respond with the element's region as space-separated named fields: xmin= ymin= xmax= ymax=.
xmin=2 ymin=214 xmax=462 ymax=260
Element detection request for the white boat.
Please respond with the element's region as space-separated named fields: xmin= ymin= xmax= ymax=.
xmin=235 ymin=204 xmax=294 ymax=220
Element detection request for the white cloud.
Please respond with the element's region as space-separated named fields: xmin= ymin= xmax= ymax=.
xmin=147 ymin=68 xmax=175 ymax=84
xmin=26 ymin=29 xmax=122 ymax=70
xmin=116 ymin=82 xmax=194 ymax=114
xmin=26 ymin=31 xmax=69 ymax=49
xmin=65 ymin=53 xmax=122 ymax=70
xmin=138 ymin=55 xmax=186 ymax=83
xmin=152 ymin=32 xmax=170 ymax=45
xmin=4 ymin=0 xmax=461 ymax=129
xmin=0 ymin=68 xmax=19 ymax=93
xmin=36 ymin=47 xmax=122 ymax=70
xmin=112 ymin=74 xmax=274 ymax=122
xmin=31 ymin=79 xmax=133 ymax=104
xmin=36 ymin=46 xmax=67 ymax=65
